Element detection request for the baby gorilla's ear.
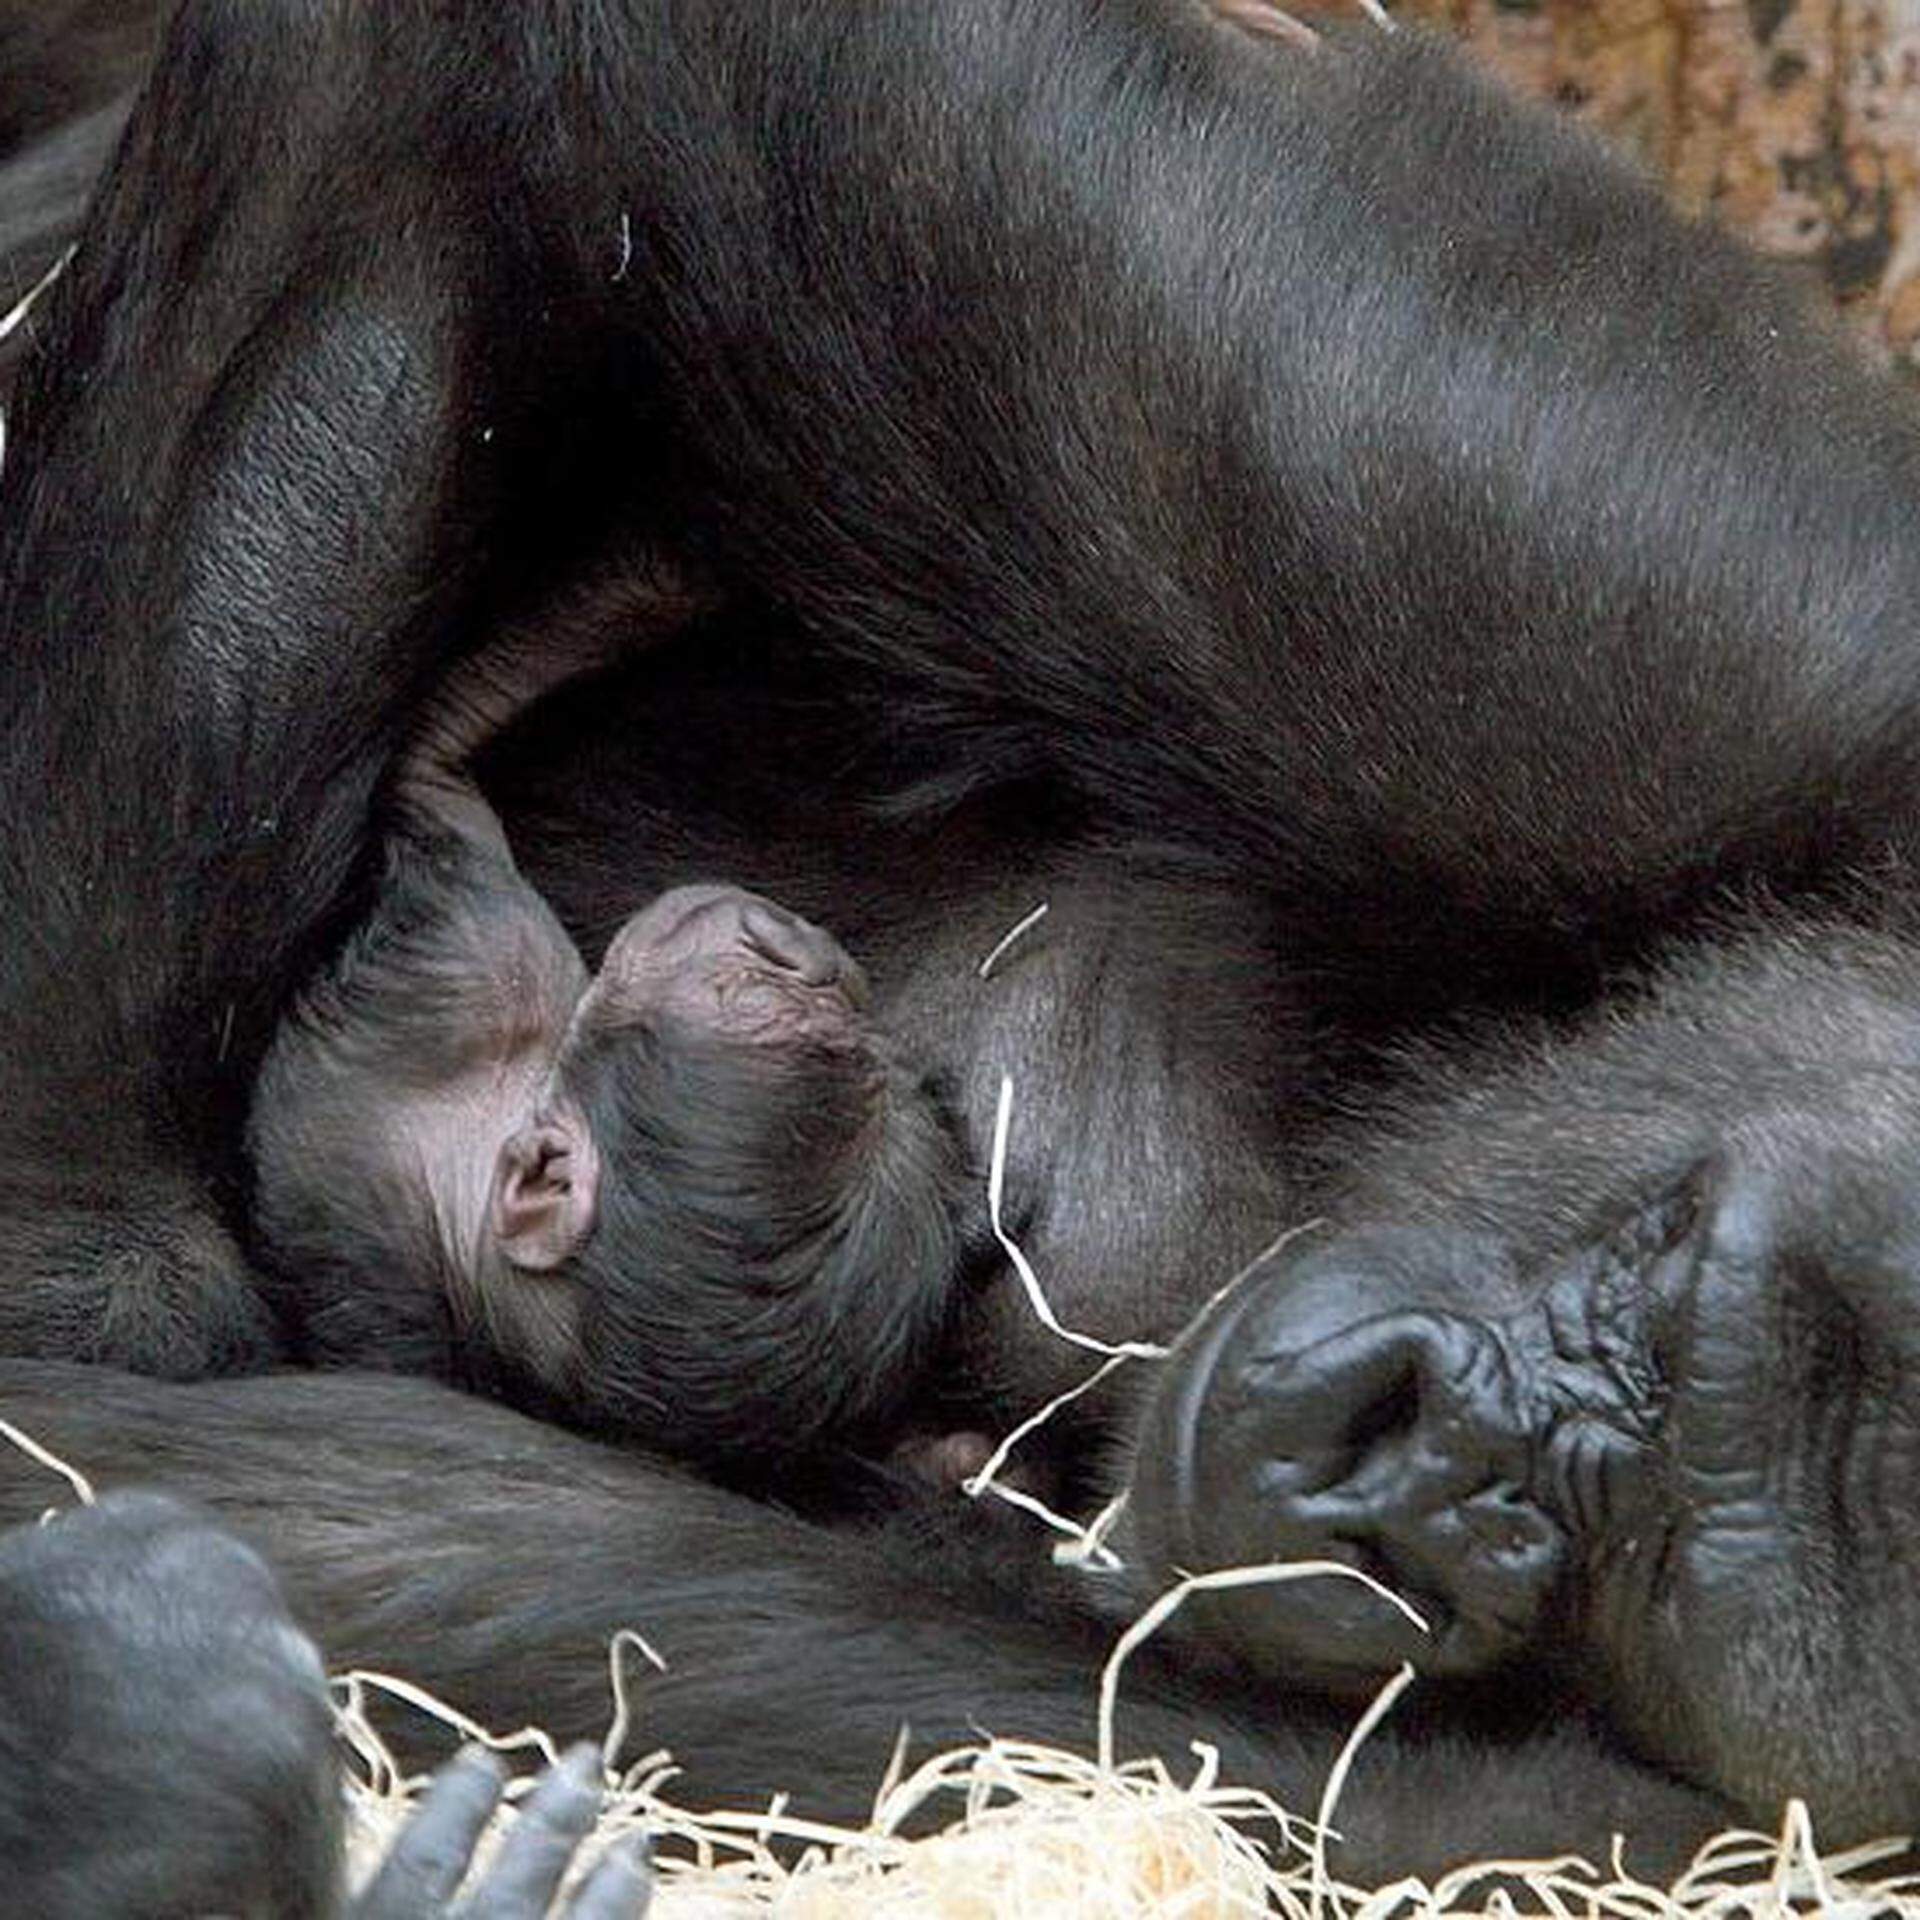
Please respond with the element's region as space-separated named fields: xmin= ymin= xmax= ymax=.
xmin=492 ymin=1114 xmax=600 ymax=1271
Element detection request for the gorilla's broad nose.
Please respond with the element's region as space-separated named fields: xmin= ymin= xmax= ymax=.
xmin=1244 ymin=1311 xmax=1562 ymax=1673
xmin=1132 ymin=1236 xmax=1566 ymax=1689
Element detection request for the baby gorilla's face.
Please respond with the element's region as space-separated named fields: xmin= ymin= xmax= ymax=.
xmin=491 ymin=882 xmax=965 ymax=1463
xmin=250 ymin=794 xmax=959 ymax=1459
xmin=492 ymin=885 xmax=876 ymax=1276
xmin=582 ymin=884 xmax=872 ymax=1045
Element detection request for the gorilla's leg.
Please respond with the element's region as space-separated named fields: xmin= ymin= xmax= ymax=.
xmin=0 ymin=1484 xmax=649 ymax=1917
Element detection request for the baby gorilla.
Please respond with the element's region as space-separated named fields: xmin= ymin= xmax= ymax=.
xmin=248 ymin=647 xmax=963 ymax=1467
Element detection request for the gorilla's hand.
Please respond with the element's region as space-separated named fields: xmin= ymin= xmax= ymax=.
xmin=352 ymin=1744 xmax=651 ymax=1920
xmin=0 ymin=1489 xmax=340 ymax=1917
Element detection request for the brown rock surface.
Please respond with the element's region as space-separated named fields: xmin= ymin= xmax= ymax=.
xmin=1390 ymin=0 xmax=1920 ymax=375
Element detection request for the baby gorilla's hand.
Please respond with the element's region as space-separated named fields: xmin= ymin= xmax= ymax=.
xmin=732 ymin=894 xmax=864 ymax=993
xmin=593 ymin=883 xmax=870 ymax=1030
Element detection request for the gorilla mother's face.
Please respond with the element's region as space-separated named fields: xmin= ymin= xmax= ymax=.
xmin=1132 ymin=1139 xmax=1920 ymax=1833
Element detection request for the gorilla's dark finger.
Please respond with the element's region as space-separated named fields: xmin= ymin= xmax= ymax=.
xmin=454 ymin=1743 xmax=604 ymax=1917
xmin=350 ymin=1745 xmax=507 ymax=1918
xmin=556 ymin=1835 xmax=653 ymax=1920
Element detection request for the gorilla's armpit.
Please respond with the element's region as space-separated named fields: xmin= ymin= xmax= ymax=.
xmin=5 ymin=0 xmax=1920 ymax=1874
xmin=0 ymin=1480 xmax=650 ymax=1919
xmin=249 ymin=635 xmax=962 ymax=1464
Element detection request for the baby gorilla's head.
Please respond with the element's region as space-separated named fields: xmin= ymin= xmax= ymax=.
xmin=250 ymin=874 xmax=963 ymax=1465
xmin=500 ymin=887 xmax=964 ymax=1456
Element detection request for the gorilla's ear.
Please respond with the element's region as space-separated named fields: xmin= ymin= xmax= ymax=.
xmin=492 ymin=1115 xmax=599 ymax=1271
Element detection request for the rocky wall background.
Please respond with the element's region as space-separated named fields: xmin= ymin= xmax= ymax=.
xmin=1399 ymin=0 xmax=1920 ymax=376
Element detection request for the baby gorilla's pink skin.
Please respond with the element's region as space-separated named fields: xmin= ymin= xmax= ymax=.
xmin=585 ymin=884 xmax=872 ymax=1042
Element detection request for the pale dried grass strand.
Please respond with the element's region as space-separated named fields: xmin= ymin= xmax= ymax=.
xmin=978 ymin=901 xmax=1051 ymax=979
xmin=1308 ymin=1661 xmax=1416 ymax=1920
xmin=0 ymin=244 xmax=74 ymax=345
xmin=0 ymin=1414 xmax=95 ymax=1506
xmin=964 ymin=1348 xmax=1134 ymax=1567
xmin=602 ymin=1627 xmax=669 ymax=1775
xmin=1097 ymin=1561 xmax=1430 ymax=1772
xmin=988 ymin=1074 xmax=1169 ymax=1360
xmin=334 ymin=1667 xmax=564 ymax=1775
xmin=326 ymin=1653 xmax=1920 ymax=1917
xmin=1057 ymin=1488 xmax=1131 ymax=1569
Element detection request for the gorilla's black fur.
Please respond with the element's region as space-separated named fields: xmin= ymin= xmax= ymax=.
xmin=3 ymin=0 xmax=1919 ymax=1900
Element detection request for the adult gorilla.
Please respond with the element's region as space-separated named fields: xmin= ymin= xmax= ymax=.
xmin=1 ymin=0 xmax=1919 ymax=1889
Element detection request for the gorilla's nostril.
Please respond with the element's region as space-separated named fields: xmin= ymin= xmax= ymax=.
xmin=1341 ymin=1360 xmax=1419 ymax=1458
xmin=1459 ymin=1486 xmax=1559 ymax=1566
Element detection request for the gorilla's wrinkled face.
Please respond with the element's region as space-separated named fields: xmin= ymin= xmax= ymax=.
xmin=1135 ymin=1141 xmax=1920 ymax=1830
xmin=1585 ymin=1160 xmax=1920 ymax=1828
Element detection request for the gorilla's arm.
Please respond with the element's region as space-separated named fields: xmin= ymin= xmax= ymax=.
xmin=0 ymin=1360 xmax=1729 ymax=1886
xmin=0 ymin=6 xmax=512 ymax=1362
xmin=10 ymin=2 xmax=1920 ymax=1380
xmin=0 ymin=4 xmax=701 ymax=1366
xmin=4 ymin=0 xmax=1920 ymax=1865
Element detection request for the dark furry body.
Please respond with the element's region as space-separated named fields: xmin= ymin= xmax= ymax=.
xmin=0 ymin=1360 xmax=1730 ymax=1887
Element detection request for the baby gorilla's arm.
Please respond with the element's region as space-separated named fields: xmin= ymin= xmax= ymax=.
xmin=400 ymin=563 xmax=702 ymax=857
